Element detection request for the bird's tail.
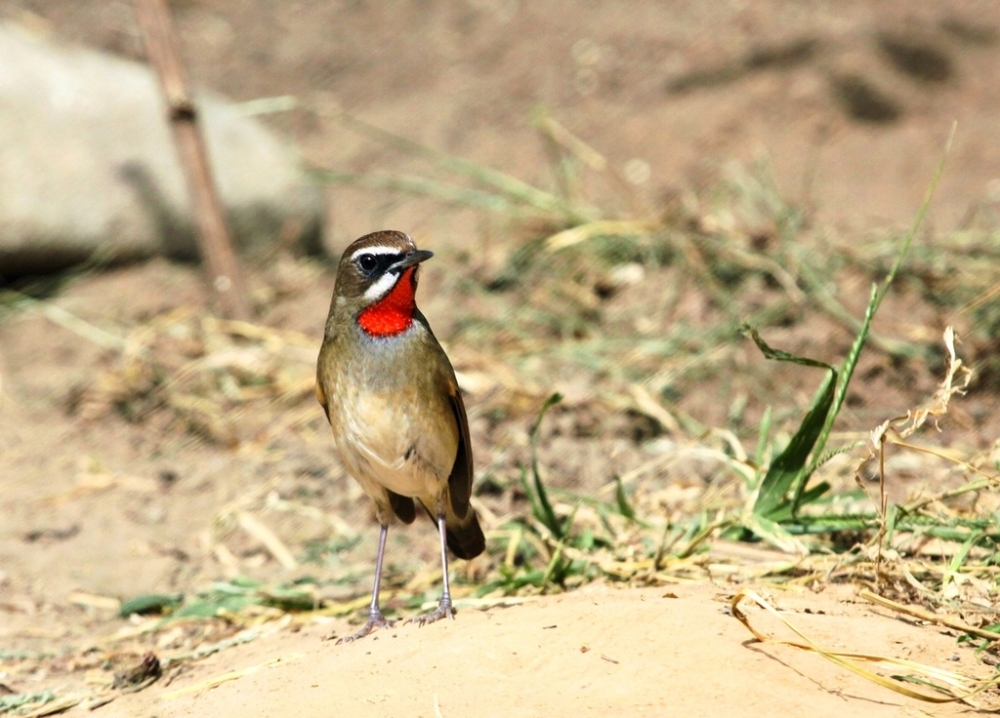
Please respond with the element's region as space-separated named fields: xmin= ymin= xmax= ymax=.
xmin=445 ymin=509 xmax=485 ymax=560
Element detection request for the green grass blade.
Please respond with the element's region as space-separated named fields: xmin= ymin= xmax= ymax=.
xmin=947 ymin=531 xmax=984 ymax=575
xmin=518 ymin=466 xmax=544 ymax=533
xmin=767 ymin=481 xmax=832 ymax=524
xmin=802 ymin=124 xmax=955 ymax=487
xmin=528 ymin=393 xmax=564 ymax=539
xmin=742 ymin=325 xmax=837 ymax=519
xmin=541 ymin=543 xmax=567 ymax=588
xmin=119 ymin=593 xmax=184 ymax=617
xmin=741 ymin=325 xmax=835 ymax=370
xmin=796 ymin=283 xmax=877 ymax=509
xmin=0 ymin=691 xmax=57 ymax=712
xmin=757 ymin=373 xmax=835 ymax=518
xmin=883 ymin=502 xmax=899 ymax=544
xmin=741 ymin=513 xmax=807 ymax=554
xmin=614 ymin=475 xmax=637 ymax=521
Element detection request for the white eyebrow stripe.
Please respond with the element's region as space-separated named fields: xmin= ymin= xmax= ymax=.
xmin=350 ymin=245 xmax=406 ymax=260
xmin=362 ymin=270 xmax=400 ymax=301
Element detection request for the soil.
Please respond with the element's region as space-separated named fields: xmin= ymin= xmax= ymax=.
xmin=99 ymin=584 xmax=990 ymax=718
xmin=2 ymin=1 xmax=1000 ymax=716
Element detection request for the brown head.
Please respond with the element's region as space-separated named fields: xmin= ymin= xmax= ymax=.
xmin=325 ymin=230 xmax=433 ymax=339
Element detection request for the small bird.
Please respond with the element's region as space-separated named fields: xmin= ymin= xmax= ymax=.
xmin=316 ymin=230 xmax=485 ymax=642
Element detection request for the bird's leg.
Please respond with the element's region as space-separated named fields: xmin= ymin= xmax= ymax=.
xmin=337 ymin=524 xmax=394 ymax=643
xmin=413 ymin=513 xmax=456 ymax=626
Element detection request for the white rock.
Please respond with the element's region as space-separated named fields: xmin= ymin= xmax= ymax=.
xmin=0 ymin=25 xmax=323 ymax=277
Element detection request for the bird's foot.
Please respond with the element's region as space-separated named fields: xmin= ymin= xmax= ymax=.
xmin=409 ymin=597 xmax=456 ymax=627
xmin=335 ymin=610 xmax=394 ymax=644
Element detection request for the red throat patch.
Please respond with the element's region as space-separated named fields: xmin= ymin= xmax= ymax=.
xmin=357 ymin=267 xmax=418 ymax=337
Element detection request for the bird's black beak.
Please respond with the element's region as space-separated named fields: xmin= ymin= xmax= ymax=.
xmin=391 ymin=249 xmax=434 ymax=272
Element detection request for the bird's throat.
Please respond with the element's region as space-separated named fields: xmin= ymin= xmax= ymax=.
xmin=357 ymin=267 xmax=418 ymax=337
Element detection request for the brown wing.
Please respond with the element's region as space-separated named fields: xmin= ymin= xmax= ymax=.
xmin=315 ymin=381 xmax=328 ymax=419
xmin=315 ymin=374 xmax=331 ymax=423
xmin=446 ymin=381 xmax=474 ymax=519
xmin=413 ymin=308 xmax=475 ymax=518
xmin=316 ymin=336 xmax=337 ymax=425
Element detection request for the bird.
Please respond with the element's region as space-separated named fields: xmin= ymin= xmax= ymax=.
xmin=316 ymin=230 xmax=485 ymax=642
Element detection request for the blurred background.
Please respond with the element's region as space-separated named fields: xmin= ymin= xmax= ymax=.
xmin=4 ymin=0 xmax=999 ymax=249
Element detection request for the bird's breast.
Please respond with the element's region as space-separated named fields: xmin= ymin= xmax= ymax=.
xmin=322 ymin=324 xmax=459 ymax=500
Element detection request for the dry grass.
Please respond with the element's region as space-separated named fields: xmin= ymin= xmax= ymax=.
xmin=3 ymin=117 xmax=1000 ymax=715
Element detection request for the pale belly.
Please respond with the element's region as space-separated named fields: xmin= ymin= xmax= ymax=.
xmin=330 ymin=382 xmax=457 ymax=502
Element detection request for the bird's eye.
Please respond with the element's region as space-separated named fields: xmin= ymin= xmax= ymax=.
xmin=357 ymin=254 xmax=378 ymax=272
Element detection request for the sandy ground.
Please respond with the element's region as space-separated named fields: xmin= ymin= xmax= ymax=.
xmin=92 ymin=584 xmax=987 ymax=718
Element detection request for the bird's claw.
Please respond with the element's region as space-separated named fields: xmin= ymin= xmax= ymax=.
xmin=335 ymin=611 xmax=395 ymax=643
xmin=409 ymin=598 xmax=455 ymax=627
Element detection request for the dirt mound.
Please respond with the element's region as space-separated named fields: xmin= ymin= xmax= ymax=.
xmin=95 ymin=585 xmax=987 ymax=717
